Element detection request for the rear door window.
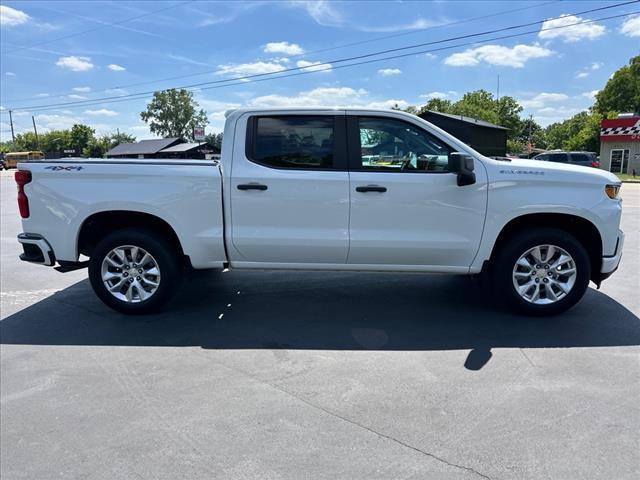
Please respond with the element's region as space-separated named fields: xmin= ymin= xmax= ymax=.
xmin=548 ymin=153 xmax=569 ymax=163
xmin=248 ymin=116 xmax=336 ymax=169
xmin=570 ymin=153 xmax=592 ymax=165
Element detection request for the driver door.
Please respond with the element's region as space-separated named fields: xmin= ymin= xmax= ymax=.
xmin=346 ymin=113 xmax=487 ymax=269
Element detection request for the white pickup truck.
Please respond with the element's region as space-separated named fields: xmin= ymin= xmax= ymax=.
xmin=15 ymin=108 xmax=624 ymax=316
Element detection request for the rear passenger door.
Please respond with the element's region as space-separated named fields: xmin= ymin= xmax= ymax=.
xmin=229 ymin=113 xmax=350 ymax=265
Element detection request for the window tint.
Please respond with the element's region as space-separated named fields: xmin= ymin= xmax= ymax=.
xmin=570 ymin=153 xmax=593 ymax=164
xmin=251 ymin=116 xmax=335 ymax=169
xmin=535 ymin=154 xmax=548 ymax=161
xmin=548 ymin=153 xmax=569 ymax=163
xmin=357 ymin=117 xmax=453 ymax=171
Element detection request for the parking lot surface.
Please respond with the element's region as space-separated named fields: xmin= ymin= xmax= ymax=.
xmin=1 ymin=172 xmax=639 ymax=479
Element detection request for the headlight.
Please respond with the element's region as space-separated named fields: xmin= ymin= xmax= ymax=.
xmin=605 ymin=184 xmax=621 ymax=200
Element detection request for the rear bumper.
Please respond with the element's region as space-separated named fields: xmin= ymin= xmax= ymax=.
xmin=600 ymin=229 xmax=624 ymax=278
xmin=17 ymin=233 xmax=56 ymax=266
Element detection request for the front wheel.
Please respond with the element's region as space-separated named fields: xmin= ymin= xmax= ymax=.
xmin=88 ymin=228 xmax=183 ymax=314
xmin=491 ymin=228 xmax=591 ymax=316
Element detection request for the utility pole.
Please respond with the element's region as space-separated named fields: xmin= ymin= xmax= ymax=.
xmin=9 ymin=110 xmax=16 ymax=146
xmin=527 ymin=114 xmax=533 ymax=157
xmin=32 ymin=116 xmax=39 ymax=149
xmin=496 ymin=74 xmax=500 ymax=103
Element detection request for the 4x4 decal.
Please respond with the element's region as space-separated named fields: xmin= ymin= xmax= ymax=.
xmin=44 ymin=165 xmax=84 ymax=171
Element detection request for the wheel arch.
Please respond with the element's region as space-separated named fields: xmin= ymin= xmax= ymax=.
xmin=488 ymin=213 xmax=603 ymax=284
xmin=77 ymin=210 xmax=185 ymax=261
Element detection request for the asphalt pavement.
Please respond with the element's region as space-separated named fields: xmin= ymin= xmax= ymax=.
xmin=1 ymin=170 xmax=639 ymax=480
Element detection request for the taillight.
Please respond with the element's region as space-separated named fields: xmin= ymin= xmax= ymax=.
xmin=592 ymin=161 xmax=600 ymax=168
xmin=15 ymin=170 xmax=32 ymax=218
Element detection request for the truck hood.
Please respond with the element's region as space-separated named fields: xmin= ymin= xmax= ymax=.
xmin=490 ymin=157 xmax=620 ymax=185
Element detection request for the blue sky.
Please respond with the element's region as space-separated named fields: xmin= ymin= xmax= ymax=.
xmin=1 ymin=0 xmax=639 ymax=142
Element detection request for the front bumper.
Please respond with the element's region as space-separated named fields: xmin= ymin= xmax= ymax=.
xmin=17 ymin=233 xmax=55 ymax=266
xmin=600 ymin=229 xmax=624 ymax=279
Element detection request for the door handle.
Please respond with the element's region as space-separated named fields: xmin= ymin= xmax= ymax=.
xmin=237 ymin=183 xmax=268 ymax=191
xmin=356 ymin=185 xmax=387 ymax=193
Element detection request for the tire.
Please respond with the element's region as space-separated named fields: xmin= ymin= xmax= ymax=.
xmin=88 ymin=228 xmax=183 ymax=314
xmin=491 ymin=228 xmax=590 ymax=316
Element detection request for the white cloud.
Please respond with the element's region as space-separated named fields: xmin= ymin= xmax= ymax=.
xmin=575 ymin=71 xmax=589 ymax=79
xmin=248 ymin=86 xmax=408 ymax=111
xmin=424 ymin=53 xmax=437 ymax=60
xmin=444 ymin=44 xmax=552 ymax=68
xmin=34 ymin=114 xmax=83 ymax=130
xmin=590 ymin=62 xmax=603 ymax=71
xmin=105 ymin=88 xmax=128 ymax=96
xmin=358 ymin=17 xmax=438 ymax=33
xmin=620 ymin=15 xmax=640 ymax=37
xmin=56 ymin=56 xmax=94 ymax=72
xmin=296 ymin=60 xmax=332 ymax=72
xmin=5 ymin=71 xmax=15 ymax=76
xmin=35 ymin=93 xmax=50 ymax=98
xmin=290 ymin=1 xmax=344 ymax=28
xmin=107 ymin=63 xmax=126 ymax=71
xmin=0 ymin=5 xmax=30 ymax=27
xmin=249 ymin=86 xmax=368 ymax=108
xmin=67 ymin=94 xmax=87 ymax=100
xmin=582 ymin=90 xmax=599 ymax=99
xmin=378 ymin=68 xmax=402 ymax=76
xmin=216 ymin=61 xmax=286 ymax=76
xmin=519 ymin=92 xmax=569 ymax=109
xmin=73 ymin=86 xmax=91 ymax=93
xmin=84 ymin=109 xmax=118 ymax=117
xmin=197 ymin=98 xmax=241 ymax=121
xmin=538 ymin=14 xmax=605 ymax=42
xmin=264 ymin=41 xmax=304 ymax=56
xmin=365 ymin=99 xmax=409 ymax=109
xmin=420 ymin=91 xmax=457 ymax=99
xmin=533 ymin=106 xmax=587 ymax=126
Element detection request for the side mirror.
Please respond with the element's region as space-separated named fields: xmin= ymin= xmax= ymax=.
xmin=448 ymin=152 xmax=476 ymax=187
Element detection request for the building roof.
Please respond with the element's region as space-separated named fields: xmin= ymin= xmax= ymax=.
xmin=106 ymin=138 xmax=181 ymax=156
xmin=420 ymin=110 xmax=509 ymax=130
xmin=159 ymin=142 xmax=206 ymax=153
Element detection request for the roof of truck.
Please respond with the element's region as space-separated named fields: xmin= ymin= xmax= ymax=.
xmin=224 ymin=107 xmax=411 ymax=117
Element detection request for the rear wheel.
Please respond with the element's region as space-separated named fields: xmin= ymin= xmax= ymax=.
xmin=88 ymin=228 xmax=182 ymax=314
xmin=491 ymin=228 xmax=590 ymax=316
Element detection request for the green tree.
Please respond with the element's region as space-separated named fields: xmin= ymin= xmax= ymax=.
xmin=418 ymin=98 xmax=453 ymax=114
xmin=544 ymin=111 xmax=602 ymax=152
xmin=69 ymin=124 xmax=95 ymax=154
xmin=449 ymin=90 xmax=500 ymax=124
xmin=83 ymin=131 xmax=137 ymax=157
xmin=204 ymin=132 xmax=223 ymax=150
xmin=140 ymin=89 xmax=208 ymax=140
xmin=594 ymin=55 xmax=640 ymax=116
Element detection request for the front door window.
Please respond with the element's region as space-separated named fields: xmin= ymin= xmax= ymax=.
xmin=610 ymin=149 xmax=629 ymax=173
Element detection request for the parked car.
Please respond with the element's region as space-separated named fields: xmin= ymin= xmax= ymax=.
xmin=14 ymin=108 xmax=623 ymax=316
xmin=533 ymin=151 xmax=600 ymax=168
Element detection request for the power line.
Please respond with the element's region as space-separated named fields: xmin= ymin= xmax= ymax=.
xmin=8 ymin=10 xmax=635 ymax=115
xmin=4 ymin=2 xmax=635 ymax=113
xmin=3 ymin=0 xmax=562 ymax=105
xmin=284 ymin=0 xmax=563 ymax=60
xmin=1 ymin=0 xmax=632 ymax=106
xmin=0 ymin=1 xmax=194 ymax=55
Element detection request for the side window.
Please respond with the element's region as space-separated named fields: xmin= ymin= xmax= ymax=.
xmin=535 ymin=154 xmax=548 ymax=161
xmin=249 ymin=116 xmax=335 ymax=169
xmin=570 ymin=153 xmax=591 ymax=164
xmin=548 ymin=153 xmax=569 ymax=163
xmin=357 ymin=117 xmax=453 ymax=172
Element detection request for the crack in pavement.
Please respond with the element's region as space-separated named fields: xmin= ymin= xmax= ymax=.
xmin=209 ymin=357 xmax=492 ymax=480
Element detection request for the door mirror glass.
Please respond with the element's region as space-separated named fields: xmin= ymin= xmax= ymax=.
xmin=448 ymin=152 xmax=476 ymax=186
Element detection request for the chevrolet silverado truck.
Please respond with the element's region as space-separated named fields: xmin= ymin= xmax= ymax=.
xmin=15 ymin=108 xmax=624 ymax=315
